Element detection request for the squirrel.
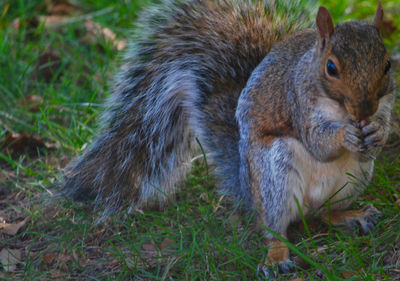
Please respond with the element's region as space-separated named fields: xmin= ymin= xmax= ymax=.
xmin=61 ymin=0 xmax=396 ymax=276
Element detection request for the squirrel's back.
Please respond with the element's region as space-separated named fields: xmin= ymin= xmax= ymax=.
xmin=62 ymin=0 xmax=314 ymax=217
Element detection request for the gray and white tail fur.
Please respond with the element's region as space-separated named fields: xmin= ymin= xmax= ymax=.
xmin=62 ymin=0 xmax=314 ymax=217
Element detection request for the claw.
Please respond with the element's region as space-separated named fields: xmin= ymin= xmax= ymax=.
xmin=357 ymin=205 xmax=381 ymax=234
xmin=257 ymin=264 xmax=275 ymax=280
xmin=361 ymin=122 xmax=380 ymax=137
xmin=343 ymin=124 xmax=363 ymax=152
xmin=278 ymin=259 xmax=295 ymax=273
xmin=257 ymin=259 xmax=295 ymax=280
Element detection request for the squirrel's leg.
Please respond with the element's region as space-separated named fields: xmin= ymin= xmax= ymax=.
xmin=242 ymin=138 xmax=304 ymax=275
xmin=321 ymin=205 xmax=381 ymax=234
xmin=319 ymin=94 xmax=394 ymax=233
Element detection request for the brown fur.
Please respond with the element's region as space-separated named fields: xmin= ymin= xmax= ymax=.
xmin=265 ymin=239 xmax=289 ymax=265
xmin=322 ymin=209 xmax=365 ymax=225
xmin=238 ymin=5 xmax=395 ymax=271
xmin=62 ymin=2 xmax=396 ymax=276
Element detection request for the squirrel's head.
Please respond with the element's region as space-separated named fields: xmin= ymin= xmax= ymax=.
xmin=315 ymin=3 xmax=392 ymax=122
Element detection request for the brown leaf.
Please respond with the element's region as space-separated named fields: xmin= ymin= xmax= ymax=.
xmin=101 ymin=27 xmax=127 ymax=51
xmin=0 ymin=217 xmax=29 ymax=235
xmin=1 ymin=132 xmax=46 ymax=154
xmin=141 ymin=243 xmax=157 ymax=252
xmin=10 ymin=17 xmax=39 ymax=30
xmin=228 ymin=215 xmax=240 ymax=224
xmin=342 ymin=271 xmax=357 ymax=278
xmin=0 ymin=172 xmax=7 ymax=184
xmin=43 ymin=253 xmax=57 ymax=265
xmin=34 ymin=51 xmax=62 ymax=83
xmin=160 ymin=238 xmax=175 ymax=250
xmin=39 ymin=15 xmax=69 ymax=27
xmin=17 ymin=95 xmax=44 ymax=113
xmin=48 ymin=3 xmax=76 ymax=15
xmin=11 ymin=18 xmax=20 ymax=29
xmin=45 ymin=0 xmax=79 ymax=15
xmin=49 ymin=269 xmax=65 ymax=279
xmin=58 ymin=253 xmax=73 ymax=262
xmin=83 ymin=19 xmax=127 ymax=51
xmin=0 ymin=248 xmax=21 ymax=272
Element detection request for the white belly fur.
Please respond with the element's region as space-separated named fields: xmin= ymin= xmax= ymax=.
xmin=285 ymin=138 xmax=374 ymax=217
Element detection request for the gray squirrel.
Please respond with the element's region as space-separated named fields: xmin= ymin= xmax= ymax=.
xmin=62 ymin=0 xmax=396 ymax=275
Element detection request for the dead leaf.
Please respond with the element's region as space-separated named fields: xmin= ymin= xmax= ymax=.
xmin=342 ymin=271 xmax=357 ymax=278
xmin=58 ymin=253 xmax=73 ymax=262
xmin=11 ymin=18 xmax=20 ymax=29
xmin=1 ymin=132 xmax=47 ymax=154
xmin=17 ymin=94 xmax=43 ymax=113
xmin=53 ymin=253 xmax=73 ymax=271
xmin=228 ymin=215 xmax=240 ymax=224
xmin=160 ymin=238 xmax=175 ymax=250
xmin=34 ymin=51 xmax=62 ymax=83
xmin=83 ymin=19 xmax=127 ymax=51
xmin=47 ymin=0 xmax=77 ymax=15
xmin=39 ymin=15 xmax=69 ymax=27
xmin=289 ymin=279 xmax=303 ymax=281
xmin=141 ymin=243 xmax=157 ymax=252
xmin=0 ymin=248 xmax=21 ymax=272
xmin=43 ymin=253 xmax=57 ymax=265
xmin=101 ymin=27 xmax=127 ymax=50
xmin=0 ymin=217 xmax=29 ymax=235
xmin=0 ymin=172 xmax=7 ymax=184
xmin=49 ymin=269 xmax=65 ymax=278
xmin=10 ymin=17 xmax=39 ymax=30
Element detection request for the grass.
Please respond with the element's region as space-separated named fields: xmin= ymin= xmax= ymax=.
xmin=0 ymin=0 xmax=399 ymax=280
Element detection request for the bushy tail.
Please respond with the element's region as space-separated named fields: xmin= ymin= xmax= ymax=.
xmin=62 ymin=0 xmax=315 ymax=216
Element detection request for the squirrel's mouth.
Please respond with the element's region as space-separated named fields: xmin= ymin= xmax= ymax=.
xmin=347 ymin=112 xmax=372 ymax=130
xmin=345 ymin=101 xmax=378 ymax=124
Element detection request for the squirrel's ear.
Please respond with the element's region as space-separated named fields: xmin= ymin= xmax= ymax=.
xmin=373 ymin=2 xmax=384 ymax=32
xmin=316 ymin=6 xmax=334 ymax=43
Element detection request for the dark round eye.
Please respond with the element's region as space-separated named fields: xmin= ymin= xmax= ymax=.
xmin=327 ymin=59 xmax=339 ymax=77
xmin=384 ymin=60 xmax=391 ymax=74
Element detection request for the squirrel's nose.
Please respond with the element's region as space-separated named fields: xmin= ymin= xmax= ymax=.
xmin=357 ymin=99 xmax=376 ymax=120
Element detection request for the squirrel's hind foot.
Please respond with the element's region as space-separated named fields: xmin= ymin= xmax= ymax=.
xmin=257 ymin=260 xmax=295 ymax=280
xmin=322 ymin=204 xmax=381 ymax=234
xmin=257 ymin=239 xmax=295 ymax=280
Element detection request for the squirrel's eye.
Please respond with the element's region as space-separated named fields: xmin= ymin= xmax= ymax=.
xmin=326 ymin=59 xmax=339 ymax=78
xmin=384 ymin=60 xmax=391 ymax=74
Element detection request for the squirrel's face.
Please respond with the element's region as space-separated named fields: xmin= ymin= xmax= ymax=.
xmin=315 ymin=5 xmax=393 ymax=122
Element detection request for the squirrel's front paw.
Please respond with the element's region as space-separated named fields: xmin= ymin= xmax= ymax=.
xmin=341 ymin=124 xmax=362 ymax=152
xmin=360 ymin=121 xmax=385 ymax=151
